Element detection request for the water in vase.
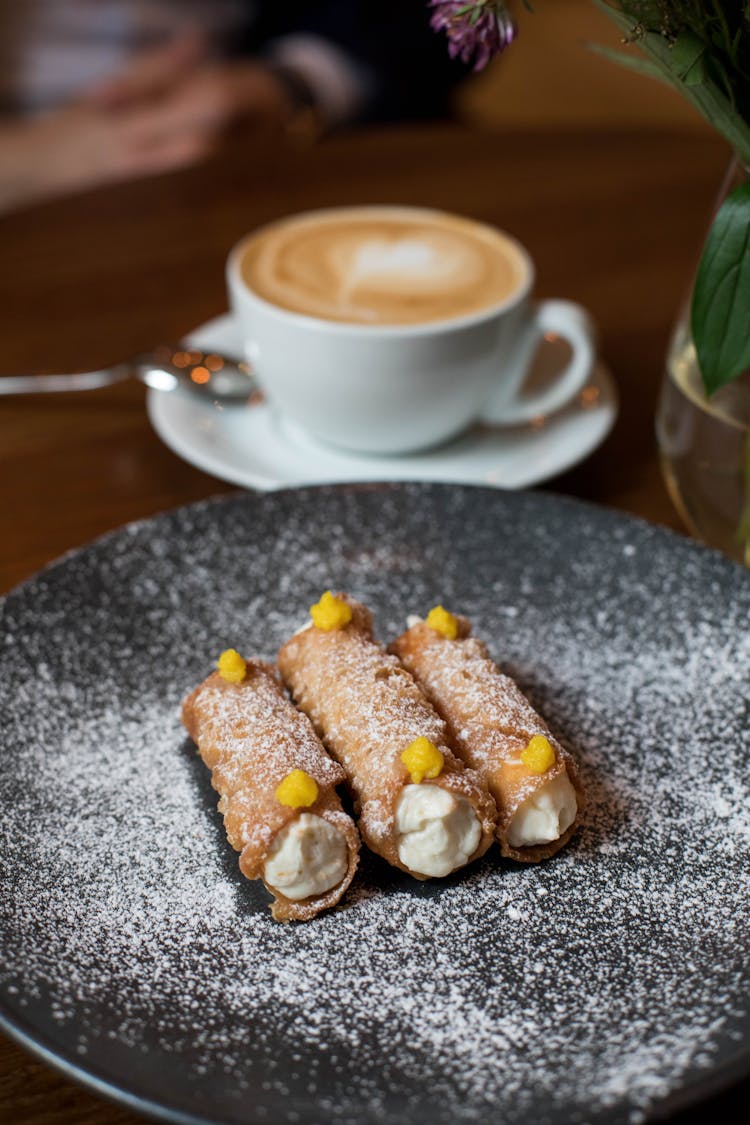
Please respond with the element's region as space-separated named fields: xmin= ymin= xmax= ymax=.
xmin=657 ymin=321 xmax=750 ymax=566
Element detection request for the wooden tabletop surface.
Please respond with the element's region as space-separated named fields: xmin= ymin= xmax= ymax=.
xmin=1 ymin=121 xmax=748 ymax=1123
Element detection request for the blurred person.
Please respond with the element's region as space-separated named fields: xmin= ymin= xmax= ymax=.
xmin=0 ymin=0 xmax=469 ymax=212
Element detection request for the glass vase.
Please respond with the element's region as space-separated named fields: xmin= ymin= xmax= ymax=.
xmin=655 ymin=161 xmax=750 ymax=566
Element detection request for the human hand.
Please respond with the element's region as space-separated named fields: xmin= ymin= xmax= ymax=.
xmin=0 ymin=100 xmax=212 ymax=213
xmin=83 ymin=30 xmax=293 ymax=144
xmin=0 ymin=36 xmax=294 ymax=213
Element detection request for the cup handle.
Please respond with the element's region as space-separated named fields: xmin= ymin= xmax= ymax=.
xmin=482 ymin=299 xmax=598 ymax=426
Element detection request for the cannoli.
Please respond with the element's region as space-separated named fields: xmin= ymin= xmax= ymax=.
xmin=389 ymin=607 xmax=584 ymax=862
xmin=182 ymin=650 xmax=360 ymax=921
xmin=277 ymin=593 xmax=496 ymax=880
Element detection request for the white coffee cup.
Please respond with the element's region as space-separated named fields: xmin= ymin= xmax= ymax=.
xmin=227 ymin=206 xmax=596 ymax=455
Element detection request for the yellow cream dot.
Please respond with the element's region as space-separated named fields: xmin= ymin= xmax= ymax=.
xmin=425 ymin=605 xmax=459 ymax=640
xmin=520 ymin=735 xmax=556 ymax=775
xmin=217 ymin=649 xmax=246 ymax=683
xmin=275 ymin=769 xmax=319 ymax=808
xmin=400 ymin=737 xmax=444 ymax=784
xmin=310 ymin=591 xmax=353 ymax=631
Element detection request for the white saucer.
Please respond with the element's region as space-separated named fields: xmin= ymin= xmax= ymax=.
xmin=147 ymin=314 xmax=618 ymax=491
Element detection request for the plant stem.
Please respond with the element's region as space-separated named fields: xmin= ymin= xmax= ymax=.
xmin=592 ymin=0 xmax=750 ymax=166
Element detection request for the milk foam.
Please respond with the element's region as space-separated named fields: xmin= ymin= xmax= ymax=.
xmin=353 ymin=239 xmax=436 ymax=278
xmin=240 ymin=208 xmax=526 ymax=326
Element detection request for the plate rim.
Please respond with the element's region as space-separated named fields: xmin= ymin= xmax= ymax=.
xmin=3 ymin=996 xmax=750 ymax=1125
xmin=3 ymin=480 xmax=738 ymax=608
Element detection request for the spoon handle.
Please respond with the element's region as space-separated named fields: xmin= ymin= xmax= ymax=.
xmin=0 ymin=368 xmax=130 ymax=395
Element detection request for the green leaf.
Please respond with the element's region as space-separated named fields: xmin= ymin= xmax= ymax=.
xmin=587 ymin=42 xmax=667 ymax=82
xmin=691 ymin=183 xmax=750 ymax=395
xmin=600 ymin=0 xmax=663 ymax=24
xmin=671 ymin=31 xmax=707 ymax=87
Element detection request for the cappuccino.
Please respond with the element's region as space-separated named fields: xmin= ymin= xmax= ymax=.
xmin=239 ymin=207 xmax=527 ymax=326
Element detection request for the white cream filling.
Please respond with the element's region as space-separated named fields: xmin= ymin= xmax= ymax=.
xmin=264 ymin=813 xmax=348 ymax=901
xmin=395 ymin=784 xmax=481 ymax=877
xmin=507 ymin=773 xmax=578 ymax=849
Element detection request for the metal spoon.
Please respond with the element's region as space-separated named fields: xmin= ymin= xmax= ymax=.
xmin=0 ymin=344 xmax=257 ymax=401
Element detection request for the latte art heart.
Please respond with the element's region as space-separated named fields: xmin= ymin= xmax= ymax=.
xmin=348 ymin=239 xmax=450 ymax=282
xmin=241 ymin=208 xmax=526 ymax=326
xmin=331 ymin=234 xmax=489 ymax=320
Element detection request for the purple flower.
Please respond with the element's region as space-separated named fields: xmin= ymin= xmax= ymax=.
xmin=428 ymin=1 xmax=517 ymax=71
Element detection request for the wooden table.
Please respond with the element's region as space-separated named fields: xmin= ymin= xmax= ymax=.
xmin=1 ymin=122 xmax=747 ymax=1123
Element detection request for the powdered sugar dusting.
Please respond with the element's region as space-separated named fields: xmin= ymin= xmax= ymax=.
xmin=390 ymin=623 xmax=577 ymax=824
xmin=278 ymin=606 xmax=495 ymax=863
xmin=1 ymin=484 xmax=749 ymax=1125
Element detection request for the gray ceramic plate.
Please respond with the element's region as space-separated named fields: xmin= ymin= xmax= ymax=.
xmin=1 ymin=483 xmax=749 ymax=1125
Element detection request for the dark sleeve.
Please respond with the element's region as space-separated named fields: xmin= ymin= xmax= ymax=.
xmin=247 ymin=0 xmax=472 ymax=123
